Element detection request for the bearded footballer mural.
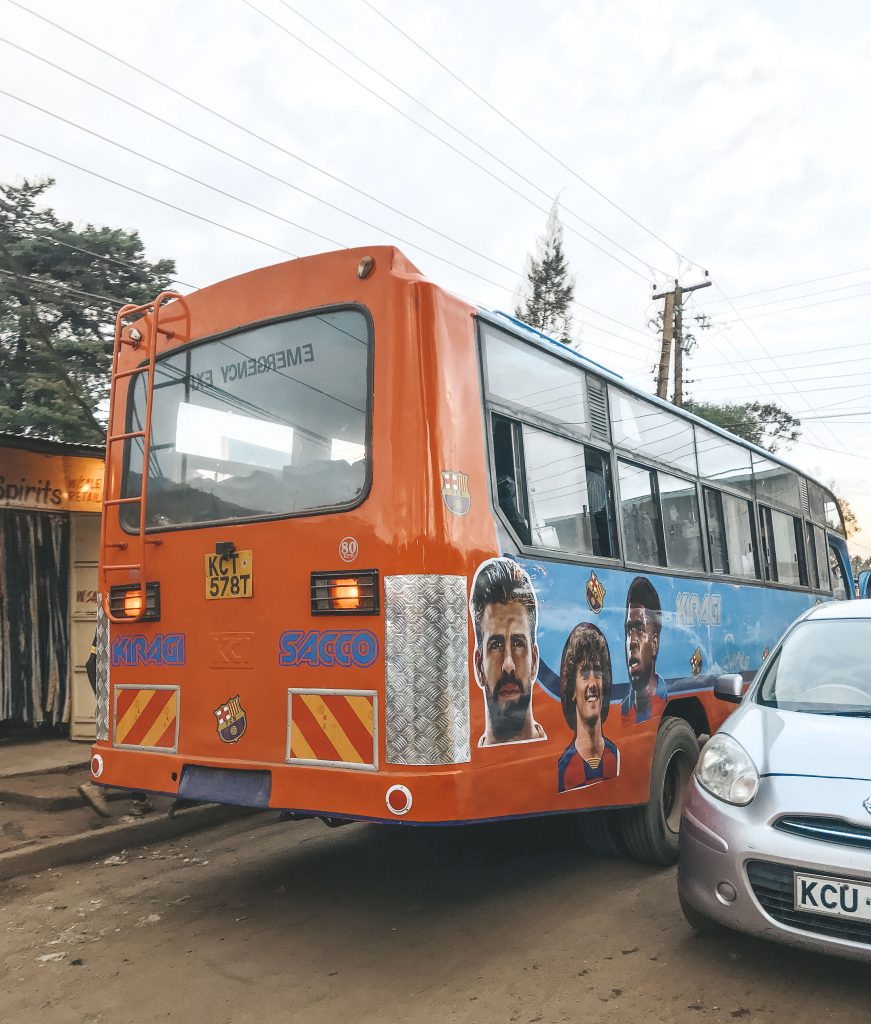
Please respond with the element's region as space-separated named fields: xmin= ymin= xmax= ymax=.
xmin=470 ymin=557 xmax=547 ymax=746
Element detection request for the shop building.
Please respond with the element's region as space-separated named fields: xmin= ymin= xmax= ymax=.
xmin=0 ymin=433 xmax=104 ymax=742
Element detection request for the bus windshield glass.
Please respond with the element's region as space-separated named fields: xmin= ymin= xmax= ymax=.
xmin=121 ymin=308 xmax=370 ymax=530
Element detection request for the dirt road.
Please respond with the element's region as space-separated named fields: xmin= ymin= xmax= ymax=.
xmin=1 ymin=813 xmax=868 ymax=1023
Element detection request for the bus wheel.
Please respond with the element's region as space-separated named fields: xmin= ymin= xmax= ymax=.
xmin=578 ymin=809 xmax=625 ymax=857
xmin=621 ymin=716 xmax=698 ymax=866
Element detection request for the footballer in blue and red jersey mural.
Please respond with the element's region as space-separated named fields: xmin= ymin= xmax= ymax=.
xmin=557 ymin=622 xmax=620 ymax=792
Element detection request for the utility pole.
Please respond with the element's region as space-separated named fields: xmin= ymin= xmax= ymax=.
xmin=652 ymin=276 xmax=711 ymax=406
xmin=654 ymin=287 xmax=675 ymax=400
xmin=674 ymin=297 xmax=685 ymax=406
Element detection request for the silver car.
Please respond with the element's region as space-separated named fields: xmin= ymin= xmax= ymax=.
xmin=678 ymin=599 xmax=871 ymax=963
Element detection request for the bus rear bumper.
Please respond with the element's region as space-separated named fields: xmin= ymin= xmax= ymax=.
xmin=89 ymin=743 xmax=470 ymax=824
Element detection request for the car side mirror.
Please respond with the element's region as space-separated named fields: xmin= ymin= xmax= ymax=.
xmin=859 ymin=570 xmax=871 ymax=600
xmin=714 ymin=674 xmax=745 ymax=704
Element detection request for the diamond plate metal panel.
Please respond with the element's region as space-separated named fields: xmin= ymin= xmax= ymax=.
xmin=94 ymin=595 xmax=110 ymax=741
xmin=385 ymin=575 xmax=470 ymax=765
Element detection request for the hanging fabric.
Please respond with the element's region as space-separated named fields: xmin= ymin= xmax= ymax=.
xmin=0 ymin=509 xmax=70 ymax=726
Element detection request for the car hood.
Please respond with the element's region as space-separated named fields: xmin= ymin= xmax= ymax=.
xmin=724 ymin=702 xmax=871 ymax=782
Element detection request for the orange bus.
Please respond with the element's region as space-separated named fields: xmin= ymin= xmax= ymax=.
xmin=90 ymin=246 xmax=852 ymax=864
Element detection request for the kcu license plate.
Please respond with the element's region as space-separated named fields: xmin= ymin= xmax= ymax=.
xmin=794 ymin=871 xmax=871 ymax=921
xmin=205 ymin=549 xmax=253 ymax=600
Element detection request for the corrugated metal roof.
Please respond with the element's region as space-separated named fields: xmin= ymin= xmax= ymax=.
xmin=0 ymin=431 xmax=105 ymax=459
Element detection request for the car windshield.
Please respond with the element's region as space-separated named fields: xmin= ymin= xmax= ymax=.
xmin=757 ymin=619 xmax=871 ymax=716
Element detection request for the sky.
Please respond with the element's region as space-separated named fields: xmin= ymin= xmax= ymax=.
xmin=3 ymin=0 xmax=871 ymax=558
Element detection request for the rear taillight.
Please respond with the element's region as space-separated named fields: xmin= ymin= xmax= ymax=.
xmin=108 ymin=582 xmax=161 ymax=621
xmin=311 ymin=570 xmax=379 ymax=615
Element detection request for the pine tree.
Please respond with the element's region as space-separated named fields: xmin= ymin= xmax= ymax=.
xmin=514 ymin=198 xmax=577 ymax=346
xmin=0 ymin=178 xmax=176 ymax=442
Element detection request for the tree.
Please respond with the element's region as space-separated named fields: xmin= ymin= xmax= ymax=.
xmin=515 ymin=198 xmax=576 ymax=346
xmin=839 ymin=497 xmax=860 ymax=537
xmin=828 ymin=485 xmax=860 ymax=537
xmin=0 ymin=178 xmax=176 ymax=443
xmin=683 ymin=399 xmax=801 ymax=454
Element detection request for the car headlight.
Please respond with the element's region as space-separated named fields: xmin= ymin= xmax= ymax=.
xmin=696 ymin=733 xmax=759 ymax=806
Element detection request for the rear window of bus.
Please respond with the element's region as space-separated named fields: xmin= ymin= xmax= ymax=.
xmin=121 ymin=307 xmax=371 ymax=530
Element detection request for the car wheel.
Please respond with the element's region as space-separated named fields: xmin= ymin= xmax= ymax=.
xmin=621 ymin=716 xmax=699 ymax=865
xmin=578 ymin=809 xmax=625 ymax=857
xmin=679 ymin=890 xmax=725 ymax=935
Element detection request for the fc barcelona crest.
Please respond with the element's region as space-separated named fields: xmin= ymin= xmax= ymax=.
xmin=690 ymin=647 xmax=703 ymax=677
xmin=441 ymin=469 xmax=471 ymax=516
xmin=214 ymin=695 xmax=247 ymax=743
xmin=585 ymin=571 xmax=605 ymax=613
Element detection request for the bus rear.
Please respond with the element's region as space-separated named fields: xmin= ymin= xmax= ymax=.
xmin=92 ymin=246 xmax=505 ymax=824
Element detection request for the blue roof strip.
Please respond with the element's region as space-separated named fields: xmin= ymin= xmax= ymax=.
xmin=491 ymin=310 xmax=623 ymax=380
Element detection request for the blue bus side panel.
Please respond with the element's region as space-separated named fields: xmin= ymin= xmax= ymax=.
xmin=520 ymin=559 xmax=824 ymax=705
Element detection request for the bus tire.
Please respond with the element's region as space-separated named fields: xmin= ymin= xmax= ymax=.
xmin=578 ymin=809 xmax=625 ymax=857
xmin=621 ymin=716 xmax=698 ymax=866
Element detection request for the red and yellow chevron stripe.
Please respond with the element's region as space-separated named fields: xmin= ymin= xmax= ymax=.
xmin=114 ymin=687 xmax=179 ymax=750
xmin=289 ymin=691 xmax=375 ymax=766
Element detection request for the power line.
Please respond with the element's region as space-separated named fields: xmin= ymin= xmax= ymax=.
xmin=701 ymin=266 xmax=871 ymax=305
xmin=362 ymin=0 xmax=699 ymax=272
xmin=31 ymin=232 xmax=198 ymax=291
xmin=1 ymin=30 xmax=655 ymax=354
xmin=709 ymin=282 xmax=850 ymax=456
xmin=3 ymin=129 xmax=650 ymax=360
xmin=2 ymin=89 xmax=350 ymax=250
xmin=1 ymin=39 xmax=524 ymax=283
xmin=4 ymin=2 xmax=541 ymax=277
xmin=710 ymin=288 xmax=871 ymax=324
xmin=690 ymin=337 xmax=871 ymax=372
xmin=241 ymin=0 xmax=654 ymax=284
xmin=276 ymin=0 xmax=669 ymax=280
xmin=2 ymin=88 xmax=529 ymax=296
xmin=0 ymin=266 xmax=129 ymax=305
xmin=704 ymin=278 xmax=871 ymax=314
xmin=0 ymin=132 xmax=300 ymax=259
xmin=796 ymin=438 xmax=871 ymax=467
xmin=700 ymin=364 xmax=871 ymax=388
xmin=720 ymin=378 xmax=871 ymax=398
xmin=1 ymin=133 xmax=653 ymax=366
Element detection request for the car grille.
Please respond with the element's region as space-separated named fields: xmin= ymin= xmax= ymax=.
xmin=774 ymin=815 xmax=871 ymax=850
xmin=747 ymin=861 xmax=871 ymax=945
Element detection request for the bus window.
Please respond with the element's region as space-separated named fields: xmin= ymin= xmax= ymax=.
xmin=522 ymin=427 xmax=617 ymax=558
xmin=610 ymin=390 xmax=696 ymax=475
xmin=752 ymin=456 xmax=802 ymax=514
xmin=704 ymin=490 xmax=729 ymax=574
xmin=805 ymin=523 xmax=820 ymax=589
xmin=122 ymin=308 xmax=370 ymax=529
xmin=824 ymin=490 xmax=846 ymax=536
xmin=482 ymin=324 xmax=588 ymax=431
xmin=704 ymin=489 xmax=758 ymax=580
xmin=584 ymin=447 xmax=618 ymax=559
xmin=760 ymin=506 xmax=807 ymax=587
xmin=617 ymin=460 xmax=665 ymax=567
xmin=492 ymin=414 xmax=531 ymax=544
xmin=806 ymin=479 xmax=826 ymax=524
xmin=695 ymin=427 xmax=753 ymax=496
xmin=812 ymin=525 xmax=830 ymax=591
xmin=658 ymin=472 xmax=704 ymax=572
xmin=830 ymin=549 xmax=848 ymax=599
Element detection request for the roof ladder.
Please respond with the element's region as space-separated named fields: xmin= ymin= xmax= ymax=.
xmin=99 ymin=292 xmax=182 ymax=624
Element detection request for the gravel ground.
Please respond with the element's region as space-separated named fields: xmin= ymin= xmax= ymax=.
xmin=1 ymin=813 xmax=869 ymax=1024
